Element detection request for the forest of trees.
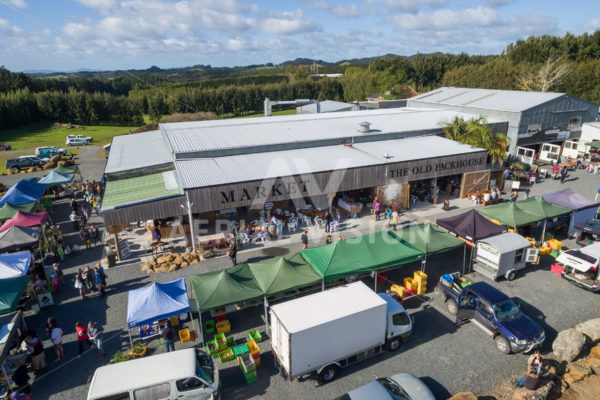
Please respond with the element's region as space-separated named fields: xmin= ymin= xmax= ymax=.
xmin=1 ymin=31 xmax=599 ymax=131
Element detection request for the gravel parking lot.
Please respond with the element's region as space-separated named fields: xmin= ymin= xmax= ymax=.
xmin=1 ymin=161 xmax=599 ymax=399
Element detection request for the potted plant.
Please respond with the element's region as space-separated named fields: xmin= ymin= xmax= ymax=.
xmin=432 ymin=194 xmax=439 ymax=205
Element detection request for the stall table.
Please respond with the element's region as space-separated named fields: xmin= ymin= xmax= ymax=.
xmin=197 ymin=233 xmax=227 ymax=249
xmin=338 ymin=198 xmax=363 ymax=216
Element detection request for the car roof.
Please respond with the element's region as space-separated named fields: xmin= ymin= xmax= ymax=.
xmin=388 ymin=373 xmax=435 ymax=400
xmin=464 ymin=282 xmax=509 ymax=304
xmin=347 ymin=381 xmax=392 ymax=400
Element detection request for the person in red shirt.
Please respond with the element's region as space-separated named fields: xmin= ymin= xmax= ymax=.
xmin=75 ymin=321 xmax=94 ymax=358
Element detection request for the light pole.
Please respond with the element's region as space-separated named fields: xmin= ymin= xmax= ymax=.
xmin=180 ymin=192 xmax=196 ymax=252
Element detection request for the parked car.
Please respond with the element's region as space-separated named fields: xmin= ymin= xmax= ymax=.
xmin=66 ymin=136 xmax=89 ymax=146
xmin=35 ymin=146 xmax=67 ymax=158
xmin=335 ymin=373 xmax=435 ymax=400
xmin=5 ymin=156 xmax=46 ymax=172
xmin=0 ymin=143 xmax=11 ymax=150
xmin=436 ymin=275 xmax=545 ymax=354
xmin=67 ymin=134 xmax=93 ymax=143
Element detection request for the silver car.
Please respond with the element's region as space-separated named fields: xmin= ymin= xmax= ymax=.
xmin=336 ymin=373 xmax=436 ymax=400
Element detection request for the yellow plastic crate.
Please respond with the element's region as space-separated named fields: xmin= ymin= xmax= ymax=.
xmin=390 ymin=284 xmax=405 ymax=299
xmin=247 ymin=340 xmax=260 ymax=356
xmin=404 ymin=277 xmax=414 ymax=290
xmin=216 ymin=320 xmax=231 ymax=334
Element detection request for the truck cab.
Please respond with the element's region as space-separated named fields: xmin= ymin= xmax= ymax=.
xmin=378 ymin=293 xmax=412 ymax=351
xmin=437 ymin=278 xmax=544 ymax=354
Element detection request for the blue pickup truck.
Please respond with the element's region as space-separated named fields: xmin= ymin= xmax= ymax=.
xmin=435 ymin=273 xmax=545 ymax=354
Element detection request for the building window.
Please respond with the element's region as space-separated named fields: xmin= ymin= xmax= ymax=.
xmin=526 ymin=124 xmax=540 ymax=135
xmin=568 ymin=117 xmax=582 ymax=130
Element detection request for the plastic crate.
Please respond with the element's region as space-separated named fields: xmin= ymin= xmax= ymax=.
xmin=233 ymin=344 xmax=250 ymax=358
xmin=214 ymin=332 xmax=226 ymax=344
xmin=247 ymin=340 xmax=260 ymax=355
xmin=226 ymin=336 xmax=236 ymax=348
xmin=216 ymin=320 xmax=231 ymax=334
xmin=206 ymin=340 xmax=219 ymax=357
xmin=238 ymin=353 xmax=255 ymax=373
xmin=390 ymin=284 xmax=405 ymax=299
xmin=219 ymin=348 xmax=234 ymax=363
xmin=550 ymin=263 xmax=564 ymax=275
xmin=204 ymin=319 xmax=215 ymax=334
xmin=248 ymin=329 xmax=262 ymax=343
xmin=404 ymin=277 xmax=414 ymax=290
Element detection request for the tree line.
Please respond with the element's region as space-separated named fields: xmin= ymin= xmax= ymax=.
xmin=1 ymin=31 xmax=599 ymax=131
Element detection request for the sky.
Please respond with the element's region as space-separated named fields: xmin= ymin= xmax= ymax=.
xmin=0 ymin=0 xmax=599 ymax=72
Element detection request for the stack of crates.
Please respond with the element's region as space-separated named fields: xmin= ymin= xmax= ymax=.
xmin=413 ymin=271 xmax=427 ymax=295
xmin=247 ymin=340 xmax=260 ymax=366
xmin=206 ymin=339 xmax=219 ymax=358
xmin=237 ymin=353 xmax=257 ymax=384
xmin=233 ymin=344 xmax=249 ymax=358
xmin=215 ymin=333 xmax=227 ymax=351
xmin=218 ymin=348 xmax=234 ymax=363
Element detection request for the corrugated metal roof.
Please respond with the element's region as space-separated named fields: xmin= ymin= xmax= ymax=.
xmin=104 ymin=130 xmax=174 ymax=174
xmin=101 ymin=170 xmax=183 ymax=210
xmin=410 ymin=87 xmax=565 ymax=112
xmin=298 ymin=100 xmax=355 ymax=113
xmin=176 ymin=135 xmax=484 ymax=189
xmin=161 ymin=108 xmax=502 ymax=156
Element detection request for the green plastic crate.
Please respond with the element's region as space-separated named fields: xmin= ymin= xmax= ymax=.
xmin=206 ymin=340 xmax=219 ymax=357
xmin=248 ymin=329 xmax=262 ymax=343
xmin=219 ymin=348 xmax=234 ymax=363
xmin=214 ymin=333 xmax=226 ymax=344
xmin=233 ymin=344 xmax=249 ymax=358
xmin=226 ymin=337 xmax=236 ymax=348
xmin=204 ymin=319 xmax=215 ymax=334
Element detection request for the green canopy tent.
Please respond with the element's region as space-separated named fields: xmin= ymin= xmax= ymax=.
xmin=300 ymin=231 xmax=423 ymax=284
xmin=516 ymin=197 xmax=572 ymax=241
xmin=38 ymin=170 xmax=74 ymax=186
xmin=0 ymin=202 xmax=36 ymax=222
xmin=392 ymin=223 xmax=466 ymax=274
xmin=585 ymin=140 xmax=600 ymax=149
xmin=247 ymin=252 xmax=322 ymax=332
xmin=189 ymin=265 xmax=264 ymax=341
xmin=477 ymin=202 xmax=543 ymax=229
xmin=48 ymin=165 xmax=78 ymax=175
xmin=0 ymin=276 xmax=29 ymax=314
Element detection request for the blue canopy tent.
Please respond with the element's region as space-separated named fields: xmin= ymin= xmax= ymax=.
xmin=0 ymin=180 xmax=47 ymax=207
xmin=126 ymin=278 xmax=195 ymax=347
xmin=0 ymin=251 xmax=31 ymax=279
xmin=37 ymin=171 xmax=74 ymax=186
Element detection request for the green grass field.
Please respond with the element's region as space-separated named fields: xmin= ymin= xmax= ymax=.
xmin=236 ymin=109 xmax=296 ymax=118
xmin=0 ymin=122 xmax=132 ymax=173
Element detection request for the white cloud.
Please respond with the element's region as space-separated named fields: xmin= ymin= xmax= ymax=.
xmin=367 ymin=0 xmax=445 ymax=12
xmin=581 ymin=18 xmax=600 ymax=33
xmin=389 ymin=6 xmax=498 ymax=30
xmin=262 ymin=9 xmax=318 ymax=35
xmin=0 ymin=0 xmax=27 ymax=8
xmin=331 ymin=3 xmax=359 ymax=18
xmin=0 ymin=18 xmax=22 ymax=36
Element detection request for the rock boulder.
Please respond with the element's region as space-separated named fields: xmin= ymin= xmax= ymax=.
xmin=575 ymin=318 xmax=600 ymax=342
xmin=553 ymin=328 xmax=586 ymax=362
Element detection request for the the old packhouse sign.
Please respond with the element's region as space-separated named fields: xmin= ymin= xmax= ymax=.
xmin=388 ymin=157 xmax=485 ymax=179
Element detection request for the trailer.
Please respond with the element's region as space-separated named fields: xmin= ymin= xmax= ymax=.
xmin=473 ymin=233 xmax=539 ymax=281
xmin=556 ymin=242 xmax=600 ymax=292
xmin=539 ymin=143 xmax=561 ymax=164
xmin=516 ymin=147 xmax=535 ymax=166
xmin=270 ymin=281 xmax=412 ymax=383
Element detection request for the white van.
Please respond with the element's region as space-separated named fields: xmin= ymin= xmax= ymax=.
xmin=87 ymin=347 xmax=220 ymax=400
xmin=516 ymin=146 xmax=535 ymax=165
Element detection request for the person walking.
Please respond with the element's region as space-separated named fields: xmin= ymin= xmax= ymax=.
xmin=48 ymin=318 xmax=64 ymax=362
xmin=87 ymin=321 xmax=104 ymax=360
xmin=95 ymin=263 xmax=107 ymax=297
xmin=80 ymin=227 xmax=91 ymax=249
xmin=301 ymin=230 xmax=308 ymax=249
xmin=153 ymin=225 xmax=162 ymax=242
xmin=228 ymin=241 xmax=237 ymax=266
xmin=560 ymin=166 xmax=568 ymax=183
xmin=391 ymin=208 xmax=399 ymax=230
xmin=75 ymin=269 xmax=86 ymax=299
xmin=374 ymin=198 xmax=381 ymax=221
xmin=90 ymin=224 xmax=100 ymax=246
xmin=324 ymin=211 xmax=332 ymax=233
xmin=161 ymin=321 xmax=175 ymax=352
xmin=69 ymin=211 xmax=80 ymax=231
xmin=70 ymin=198 xmax=78 ymax=215
xmin=25 ymin=334 xmax=45 ymax=375
xmin=53 ymin=263 xmax=64 ymax=288
xmin=83 ymin=266 xmax=96 ymax=292
xmin=75 ymin=322 xmax=94 ymax=358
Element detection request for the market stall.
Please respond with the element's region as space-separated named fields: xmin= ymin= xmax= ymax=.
xmin=0 ymin=277 xmax=29 ymax=314
xmin=0 ymin=227 xmax=40 ymax=253
xmin=515 ymin=197 xmax=572 ymax=241
xmin=477 ymin=202 xmax=544 ymax=231
xmin=473 ymin=232 xmax=538 ymax=281
xmin=542 ymin=188 xmax=600 ymax=236
xmin=337 ymin=197 xmax=363 ymax=216
xmin=299 ymin=231 xmax=423 ymax=283
xmin=0 ymin=180 xmax=46 ymax=207
xmin=37 ymin=170 xmax=74 ymax=186
xmin=392 ymin=223 xmax=465 ymax=273
xmin=0 ymin=251 xmax=31 ymax=279
xmin=126 ymin=278 xmax=196 ymax=348
xmin=437 ymin=209 xmax=507 ymax=243
xmin=0 ymin=211 xmax=49 ymax=233
xmin=49 ymin=165 xmax=79 ymax=175
xmin=0 ymin=203 xmax=37 ymax=223
xmin=0 ymin=311 xmax=27 ymax=396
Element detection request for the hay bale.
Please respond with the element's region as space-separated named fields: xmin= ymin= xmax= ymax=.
xmin=190 ymin=258 xmax=199 ymax=265
xmin=57 ymin=160 xmax=67 ymax=166
xmin=43 ymin=162 xmax=56 ymax=170
xmin=168 ymin=263 xmax=179 ymax=272
xmin=180 ymin=262 xmax=189 ymax=268
xmin=50 ymin=155 xmax=61 ymax=163
xmin=19 ymin=170 xmax=26 ymax=174
xmin=27 ymin=167 xmax=35 ymax=173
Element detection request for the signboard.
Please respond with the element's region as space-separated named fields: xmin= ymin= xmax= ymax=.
xmin=477 ymin=242 xmax=500 ymax=265
xmin=119 ymin=240 xmax=131 ymax=260
xmin=264 ymin=201 xmax=274 ymax=209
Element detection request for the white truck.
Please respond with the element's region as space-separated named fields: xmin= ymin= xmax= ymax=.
xmin=66 ymin=134 xmax=93 ymax=145
xmin=270 ymin=281 xmax=412 ymax=383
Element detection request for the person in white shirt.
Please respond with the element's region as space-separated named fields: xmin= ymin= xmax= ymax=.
xmin=48 ymin=317 xmax=64 ymax=362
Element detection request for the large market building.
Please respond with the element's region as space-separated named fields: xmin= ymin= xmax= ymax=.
xmin=408 ymin=87 xmax=599 ymax=155
xmin=101 ymin=107 xmax=507 ymax=227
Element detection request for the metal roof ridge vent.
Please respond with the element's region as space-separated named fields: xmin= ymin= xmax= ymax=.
xmin=358 ymin=121 xmax=371 ymax=133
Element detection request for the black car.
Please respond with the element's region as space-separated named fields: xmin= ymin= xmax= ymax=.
xmin=5 ymin=156 xmax=45 ymax=172
xmin=0 ymin=143 xmax=11 ymax=150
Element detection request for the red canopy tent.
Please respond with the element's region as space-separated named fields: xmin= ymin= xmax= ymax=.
xmin=0 ymin=211 xmax=49 ymax=233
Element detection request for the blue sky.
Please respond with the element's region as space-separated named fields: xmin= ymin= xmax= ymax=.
xmin=1 ymin=0 xmax=599 ymax=71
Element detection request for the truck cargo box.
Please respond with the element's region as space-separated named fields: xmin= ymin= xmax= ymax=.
xmin=270 ymin=281 xmax=387 ymax=378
